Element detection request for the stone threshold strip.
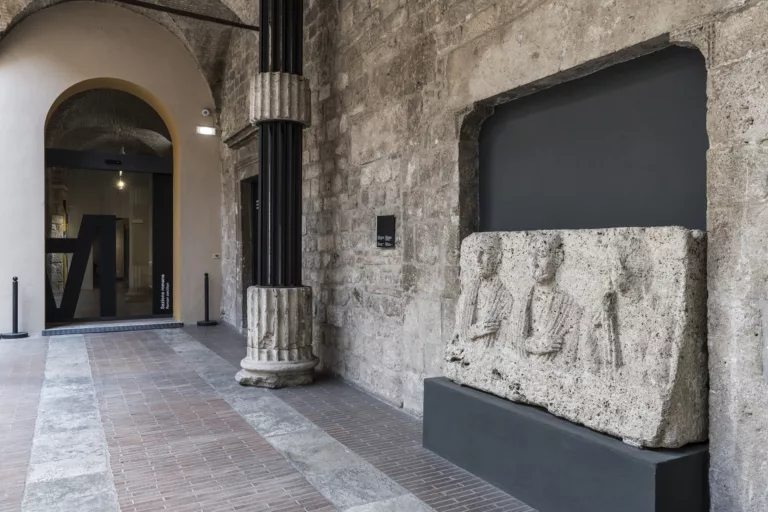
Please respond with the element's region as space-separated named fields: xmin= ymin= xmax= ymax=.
xmin=20 ymin=335 xmax=120 ymax=512
xmin=156 ymin=329 xmax=434 ymax=512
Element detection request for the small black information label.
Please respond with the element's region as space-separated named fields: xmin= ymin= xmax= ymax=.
xmin=376 ymin=215 xmax=396 ymax=249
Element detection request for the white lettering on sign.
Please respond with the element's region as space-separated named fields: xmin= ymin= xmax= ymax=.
xmin=160 ymin=274 xmax=171 ymax=311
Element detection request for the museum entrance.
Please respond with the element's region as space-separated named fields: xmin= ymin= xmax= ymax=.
xmin=44 ymin=89 xmax=174 ymax=326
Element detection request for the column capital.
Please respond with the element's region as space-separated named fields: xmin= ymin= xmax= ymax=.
xmin=249 ymin=72 xmax=311 ymax=127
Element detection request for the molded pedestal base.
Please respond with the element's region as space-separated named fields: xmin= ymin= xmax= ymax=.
xmin=236 ymin=358 xmax=318 ymax=388
xmin=423 ymin=377 xmax=709 ymax=512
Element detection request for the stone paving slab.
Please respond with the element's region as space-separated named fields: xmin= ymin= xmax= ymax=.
xmin=345 ymin=494 xmax=436 ymax=512
xmin=159 ymin=329 xmax=417 ymax=511
xmin=189 ymin=325 xmax=536 ymax=512
xmin=21 ymin=335 xmax=119 ymax=512
xmin=5 ymin=326 xmax=533 ymax=511
xmin=86 ymin=329 xmax=335 ymax=512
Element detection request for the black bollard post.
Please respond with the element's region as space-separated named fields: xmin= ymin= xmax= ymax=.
xmin=197 ymin=273 xmax=218 ymax=327
xmin=3 ymin=277 xmax=29 ymax=339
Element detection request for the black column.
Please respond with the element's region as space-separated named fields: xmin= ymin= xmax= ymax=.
xmin=256 ymin=0 xmax=305 ymax=287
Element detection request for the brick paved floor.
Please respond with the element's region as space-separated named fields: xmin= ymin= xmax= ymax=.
xmin=189 ymin=325 xmax=536 ymax=512
xmin=0 ymin=337 xmax=48 ymax=512
xmin=4 ymin=327 xmax=535 ymax=512
xmin=87 ymin=330 xmax=335 ymax=512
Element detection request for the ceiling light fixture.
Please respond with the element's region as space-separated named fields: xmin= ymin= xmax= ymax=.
xmin=196 ymin=126 xmax=217 ymax=136
xmin=116 ymin=147 xmax=127 ymax=190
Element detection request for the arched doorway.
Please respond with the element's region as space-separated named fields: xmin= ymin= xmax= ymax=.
xmin=44 ymin=88 xmax=174 ymax=326
xmin=0 ymin=1 xmax=223 ymax=333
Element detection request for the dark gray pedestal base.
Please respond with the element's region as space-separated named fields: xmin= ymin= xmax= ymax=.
xmin=423 ymin=378 xmax=708 ymax=512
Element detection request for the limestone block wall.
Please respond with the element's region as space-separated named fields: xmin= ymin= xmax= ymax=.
xmin=216 ymin=0 xmax=768 ymax=508
xmin=219 ymin=26 xmax=259 ymax=331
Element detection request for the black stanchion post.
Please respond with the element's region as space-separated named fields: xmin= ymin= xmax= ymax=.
xmin=197 ymin=273 xmax=218 ymax=327
xmin=3 ymin=277 xmax=29 ymax=339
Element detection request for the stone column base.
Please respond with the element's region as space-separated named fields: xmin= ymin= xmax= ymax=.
xmin=236 ymin=358 xmax=318 ymax=388
xmin=236 ymin=285 xmax=319 ymax=388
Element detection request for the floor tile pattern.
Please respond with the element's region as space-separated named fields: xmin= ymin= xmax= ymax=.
xmin=5 ymin=326 xmax=534 ymax=512
xmin=190 ymin=326 xmax=536 ymax=512
xmin=86 ymin=330 xmax=335 ymax=512
xmin=0 ymin=337 xmax=47 ymax=512
xmin=159 ymin=329 xmax=421 ymax=511
xmin=274 ymin=382 xmax=533 ymax=512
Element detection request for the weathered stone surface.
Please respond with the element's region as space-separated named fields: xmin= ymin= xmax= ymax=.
xmin=444 ymin=228 xmax=707 ymax=448
xmin=211 ymin=0 xmax=768 ymax=506
xmin=237 ymin=286 xmax=320 ymax=388
xmin=250 ymin=72 xmax=312 ymax=126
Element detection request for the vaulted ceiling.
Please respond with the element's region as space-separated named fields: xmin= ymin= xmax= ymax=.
xmin=3 ymin=0 xmax=261 ymax=159
xmin=0 ymin=0 xmax=259 ymax=97
xmin=47 ymin=89 xmax=173 ymax=156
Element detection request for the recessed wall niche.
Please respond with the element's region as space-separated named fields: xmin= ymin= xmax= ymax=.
xmin=478 ymin=46 xmax=708 ymax=232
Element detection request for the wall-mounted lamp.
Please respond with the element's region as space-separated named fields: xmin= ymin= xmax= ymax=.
xmin=196 ymin=126 xmax=217 ymax=136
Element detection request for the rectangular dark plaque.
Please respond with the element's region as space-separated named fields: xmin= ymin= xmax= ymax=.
xmin=376 ymin=215 xmax=395 ymax=248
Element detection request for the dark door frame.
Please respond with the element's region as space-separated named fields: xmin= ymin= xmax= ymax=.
xmin=45 ymin=148 xmax=174 ymax=326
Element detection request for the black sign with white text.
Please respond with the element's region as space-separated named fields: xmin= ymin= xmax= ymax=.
xmin=153 ymin=173 xmax=173 ymax=315
xmin=376 ymin=215 xmax=396 ymax=249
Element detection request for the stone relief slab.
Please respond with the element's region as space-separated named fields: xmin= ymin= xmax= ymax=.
xmin=444 ymin=228 xmax=708 ymax=448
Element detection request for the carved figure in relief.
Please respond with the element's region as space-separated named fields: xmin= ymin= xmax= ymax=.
xmin=578 ymin=239 xmax=676 ymax=382
xmin=610 ymin=240 xmax=674 ymax=385
xmin=582 ymin=260 xmax=621 ymax=375
xmin=453 ymin=236 xmax=512 ymax=348
xmin=519 ymin=234 xmax=583 ymax=361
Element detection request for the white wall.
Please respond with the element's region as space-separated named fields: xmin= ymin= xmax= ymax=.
xmin=0 ymin=2 xmax=223 ymax=331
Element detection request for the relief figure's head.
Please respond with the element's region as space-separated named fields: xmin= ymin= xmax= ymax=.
xmin=610 ymin=248 xmax=632 ymax=294
xmin=475 ymin=235 xmax=502 ymax=279
xmin=532 ymin=233 xmax=564 ymax=284
xmin=609 ymin=239 xmax=651 ymax=297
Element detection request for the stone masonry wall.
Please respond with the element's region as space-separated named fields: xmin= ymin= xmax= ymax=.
xmin=217 ymin=0 xmax=768 ymax=509
xmin=219 ymin=25 xmax=259 ymax=331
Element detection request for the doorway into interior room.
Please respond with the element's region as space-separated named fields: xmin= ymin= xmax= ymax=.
xmin=44 ymin=89 xmax=174 ymax=326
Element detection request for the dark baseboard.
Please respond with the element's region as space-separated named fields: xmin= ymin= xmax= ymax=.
xmin=43 ymin=321 xmax=183 ymax=337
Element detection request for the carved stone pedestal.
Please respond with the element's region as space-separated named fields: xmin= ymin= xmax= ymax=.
xmin=236 ymin=286 xmax=319 ymax=388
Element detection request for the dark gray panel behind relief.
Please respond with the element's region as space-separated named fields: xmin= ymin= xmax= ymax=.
xmin=479 ymin=46 xmax=708 ymax=232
